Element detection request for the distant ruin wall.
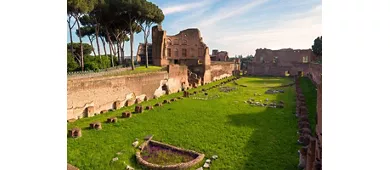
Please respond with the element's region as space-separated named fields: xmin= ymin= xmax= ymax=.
xmin=247 ymin=63 xmax=310 ymax=76
xmin=210 ymin=62 xmax=235 ymax=81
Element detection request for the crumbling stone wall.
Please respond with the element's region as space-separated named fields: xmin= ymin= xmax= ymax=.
xmin=67 ymin=72 xmax=165 ymax=120
xmin=247 ymin=48 xmax=314 ymax=76
xmin=210 ymin=62 xmax=235 ymax=81
xmin=67 ymin=65 xmax=192 ymax=120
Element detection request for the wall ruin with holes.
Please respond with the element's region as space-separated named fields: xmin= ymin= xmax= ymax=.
xmin=67 ymin=65 xmax=190 ymax=120
xmin=209 ymin=62 xmax=236 ymax=81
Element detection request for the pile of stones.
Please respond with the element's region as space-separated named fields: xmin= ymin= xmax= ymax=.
xmin=197 ymin=155 xmax=218 ymax=170
xmin=219 ymin=86 xmax=237 ymax=92
xmin=245 ymin=98 xmax=284 ymax=108
xmin=192 ymin=95 xmax=220 ymax=100
xmin=265 ymin=89 xmax=285 ymax=94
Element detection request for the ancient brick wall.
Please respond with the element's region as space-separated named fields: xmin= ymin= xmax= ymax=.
xmin=67 ymin=66 xmax=192 ymax=120
xmin=209 ymin=62 xmax=235 ymax=81
xmin=67 ymin=72 xmax=167 ymax=120
xmin=247 ymin=62 xmax=310 ymax=76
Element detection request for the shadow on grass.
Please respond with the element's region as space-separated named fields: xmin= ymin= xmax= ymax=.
xmin=226 ymin=83 xmax=299 ymax=170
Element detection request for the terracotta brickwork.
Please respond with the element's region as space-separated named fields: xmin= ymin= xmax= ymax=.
xmin=247 ymin=48 xmax=315 ymax=76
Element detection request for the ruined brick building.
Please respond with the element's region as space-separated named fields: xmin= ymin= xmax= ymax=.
xmin=136 ymin=43 xmax=152 ymax=65
xmin=151 ymin=25 xmax=240 ymax=86
xmin=211 ymin=49 xmax=229 ymax=61
xmin=247 ymin=48 xmax=314 ymax=76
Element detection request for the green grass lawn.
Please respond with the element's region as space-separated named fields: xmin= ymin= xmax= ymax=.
xmin=299 ymin=77 xmax=317 ymax=134
xmin=67 ymin=76 xmax=302 ymax=170
xmin=103 ymin=66 xmax=164 ymax=77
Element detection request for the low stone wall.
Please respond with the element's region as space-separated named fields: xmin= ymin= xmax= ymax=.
xmin=209 ymin=62 xmax=236 ymax=81
xmin=67 ymin=65 xmax=190 ymax=120
xmin=247 ymin=62 xmax=310 ymax=76
xmin=136 ymin=140 xmax=204 ymax=170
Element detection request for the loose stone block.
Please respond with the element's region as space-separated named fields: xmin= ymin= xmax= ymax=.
xmin=90 ymin=122 xmax=102 ymax=130
xmin=163 ymin=100 xmax=171 ymax=104
xmin=122 ymin=112 xmax=132 ymax=118
xmin=135 ymin=105 xmax=143 ymax=113
xmin=154 ymin=103 xmax=163 ymax=107
xmin=145 ymin=106 xmax=153 ymax=110
xmin=298 ymin=122 xmax=310 ymax=129
xmin=100 ymin=110 xmax=108 ymax=114
xmin=126 ymin=100 xmax=134 ymax=107
xmin=85 ymin=106 xmax=94 ymax=117
xmin=107 ymin=117 xmax=118 ymax=123
xmin=67 ymin=119 xmax=77 ymax=123
xmin=170 ymin=98 xmax=177 ymax=102
xmin=113 ymin=101 xmax=121 ymax=110
xmin=68 ymin=128 xmax=82 ymax=138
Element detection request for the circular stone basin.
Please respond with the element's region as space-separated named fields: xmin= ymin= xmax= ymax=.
xmin=136 ymin=140 xmax=204 ymax=169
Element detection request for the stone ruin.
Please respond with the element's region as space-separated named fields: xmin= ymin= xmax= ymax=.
xmin=163 ymin=100 xmax=171 ymax=104
xmin=294 ymin=77 xmax=321 ymax=170
xmin=68 ymin=127 xmax=82 ymax=138
xmin=144 ymin=96 xmax=149 ymax=102
xmin=113 ymin=100 xmax=121 ymax=110
xmin=219 ymin=86 xmax=237 ymax=92
xmin=183 ymin=91 xmax=190 ymax=97
xmin=145 ymin=106 xmax=153 ymax=110
xmin=154 ymin=103 xmax=163 ymax=107
xmin=107 ymin=117 xmax=118 ymax=123
xmin=135 ymin=98 xmax=141 ymax=104
xmin=90 ymin=122 xmax=102 ymax=130
xmin=100 ymin=110 xmax=108 ymax=114
xmin=135 ymin=105 xmax=144 ymax=113
xmin=265 ymin=89 xmax=284 ymax=94
xmin=122 ymin=112 xmax=132 ymax=118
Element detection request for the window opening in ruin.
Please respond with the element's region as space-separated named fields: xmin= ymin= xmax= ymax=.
xmin=167 ymin=48 xmax=171 ymax=57
xmin=302 ymin=56 xmax=309 ymax=63
xmin=174 ymin=39 xmax=179 ymax=45
xmin=182 ymin=49 xmax=187 ymax=57
xmin=174 ymin=60 xmax=179 ymax=64
xmin=167 ymin=39 xmax=172 ymax=45
xmin=174 ymin=48 xmax=178 ymax=57
xmin=182 ymin=40 xmax=187 ymax=45
xmin=260 ymin=57 xmax=264 ymax=63
xmin=273 ymin=56 xmax=278 ymax=63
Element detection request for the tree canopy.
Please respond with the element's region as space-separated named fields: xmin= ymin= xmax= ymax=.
xmin=67 ymin=0 xmax=165 ymax=71
xmin=312 ymin=36 xmax=322 ymax=57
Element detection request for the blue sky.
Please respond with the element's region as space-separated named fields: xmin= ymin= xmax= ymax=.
xmin=67 ymin=0 xmax=322 ymax=57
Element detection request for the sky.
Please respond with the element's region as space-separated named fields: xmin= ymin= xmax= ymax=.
xmin=67 ymin=0 xmax=322 ymax=57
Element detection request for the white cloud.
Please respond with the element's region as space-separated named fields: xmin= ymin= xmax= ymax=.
xmin=161 ymin=0 xmax=216 ymax=15
xmin=198 ymin=0 xmax=269 ymax=27
xmin=199 ymin=4 xmax=322 ymax=56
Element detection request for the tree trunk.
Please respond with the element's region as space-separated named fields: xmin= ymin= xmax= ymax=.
xmin=95 ymin=23 xmax=101 ymax=60
xmin=117 ymin=42 xmax=120 ymax=65
xmin=130 ymin=30 xmax=135 ymax=70
xmin=105 ymin=29 xmax=115 ymax=67
xmin=67 ymin=16 xmax=78 ymax=65
xmin=144 ymin=31 xmax=148 ymax=68
xmin=75 ymin=16 xmax=84 ymax=71
xmin=88 ymin=36 xmax=96 ymax=57
xmin=121 ymin=40 xmax=125 ymax=66
xmin=100 ymin=36 xmax=107 ymax=56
